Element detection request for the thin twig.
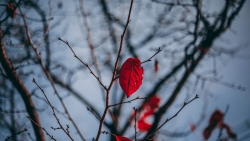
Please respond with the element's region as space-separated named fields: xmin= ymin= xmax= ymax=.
xmin=66 ymin=124 xmax=70 ymax=134
xmin=152 ymin=0 xmax=195 ymax=7
xmin=87 ymin=107 xmax=101 ymax=121
xmin=133 ymin=107 xmax=138 ymax=141
xmin=192 ymin=72 xmax=245 ymax=91
xmin=101 ymin=131 xmax=116 ymax=137
xmin=51 ymin=127 xmax=61 ymax=130
xmin=108 ymin=96 xmax=148 ymax=108
xmin=141 ymin=47 xmax=162 ymax=64
xmin=32 ymin=78 xmax=74 ymax=141
xmin=58 ymin=37 xmax=107 ymax=91
xmin=141 ymin=94 xmax=199 ymax=140
xmin=27 ymin=116 xmax=57 ymax=141
xmin=0 ymin=109 xmax=27 ymax=113
xmin=5 ymin=128 xmax=28 ymax=141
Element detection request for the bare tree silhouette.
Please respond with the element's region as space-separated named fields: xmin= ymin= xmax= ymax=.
xmin=0 ymin=0 xmax=248 ymax=141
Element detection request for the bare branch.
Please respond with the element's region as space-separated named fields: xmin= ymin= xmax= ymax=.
xmin=95 ymin=0 xmax=134 ymax=140
xmin=141 ymin=47 xmax=162 ymax=64
xmin=32 ymin=78 xmax=74 ymax=141
xmin=87 ymin=107 xmax=101 ymax=121
xmin=0 ymin=26 xmax=45 ymax=141
xmin=133 ymin=107 xmax=138 ymax=141
xmin=193 ymin=73 xmax=246 ymax=91
xmin=51 ymin=127 xmax=61 ymax=130
xmin=152 ymin=0 xmax=195 ymax=7
xmin=18 ymin=5 xmax=86 ymax=140
xmin=58 ymin=37 xmax=107 ymax=91
xmin=5 ymin=128 xmax=28 ymax=141
xmin=27 ymin=116 xmax=57 ymax=141
xmin=108 ymin=96 xmax=148 ymax=108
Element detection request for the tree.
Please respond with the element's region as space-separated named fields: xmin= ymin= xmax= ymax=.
xmin=0 ymin=0 xmax=249 ymax=141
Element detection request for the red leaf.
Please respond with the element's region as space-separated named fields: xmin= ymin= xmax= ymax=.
xmin=209 ymin=110 xmax=224 ymax=128
xmin=203 ymin=109 xmax=224 ymax=140
xmin=203 ymin=126 xmax=212 ymax=140
xmin=137 ymin=95 xmax=160 ymax=132
xmin=119 ymin=58 xmax=143 ymax=97
xmin=115 ymin=136 xmax=132 ymax=141
xmin=6 ymin=2 xmax=16 ymax=18
xmin=142 ymin=109 xmax=155 ymax=118
xmin=138 ymin=118 xmax=151 ymax=132
xmin=142 ymin=95 xmax=160 ymax=110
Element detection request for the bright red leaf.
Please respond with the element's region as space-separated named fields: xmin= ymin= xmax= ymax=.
xmin=115 ymin=135 xmax=132 ymax=141
xmin=119 ymin=58 xmax=143 ymax=97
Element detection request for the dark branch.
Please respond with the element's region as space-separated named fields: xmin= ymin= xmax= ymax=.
xmin=108 ymin=96 xmax=148 ymax=108
xmin=141 ymin=48 xmax=162 ymax=64
xmin=141 ymin=94 xmax=199 ymax=140
xmin=32 ymin=78 xmax=74 ymax=141
xmin=58 ymin=37 xmax=107 ymax=91
xmin=5 ymin=128 xmax=28 ymax=141
xmin=87 ymin=107 xmax=101 ymax=121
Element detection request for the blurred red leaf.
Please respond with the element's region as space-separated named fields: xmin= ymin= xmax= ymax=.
xmin=203 ymin=126 xmax=212 ymax=140
xmin=115 ymin=135 xmax=132 ymax=141
xmin=119 ymin=58 xmax=143 ymax=97
xmin=6 ymin=2 xmax=16 ymax=18
xmin=137 ymin=95 xmax=160 ymax=132
xmin=138 ymin=118 xmax=151 ymax=132
xmin=142 ymin=95 xmax=160 ymax=110
xmin=142 ymin=109 xmax=155 ymax=118
xmin=203 ymin=109 xmax=224 ymax=140
xmin=209 ymin=110 xmax=224 ymax=128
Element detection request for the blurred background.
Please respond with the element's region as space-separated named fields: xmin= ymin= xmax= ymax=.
xmin=0 ymin=0 xmax=249 ymax=141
